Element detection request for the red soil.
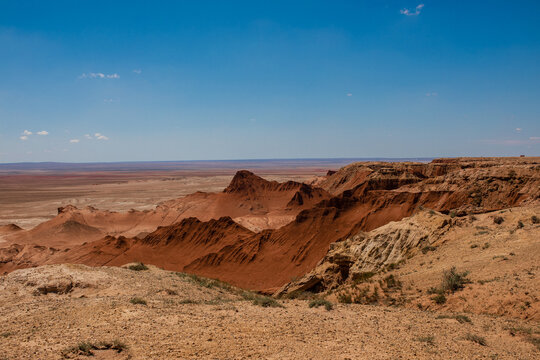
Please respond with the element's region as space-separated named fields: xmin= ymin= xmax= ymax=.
xmin=1 ymin=158 xmax=539 ymax=292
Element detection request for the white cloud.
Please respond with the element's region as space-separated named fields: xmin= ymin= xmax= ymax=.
xmin=530 ymin=137 xmax=540 ymax=141
xmin=23 ymin=130 xmax=32 ymax=135
xmin=96 ymin=135 xmax=109 ymax=140
xmin=19 ymin=135 xmax=28 ymax=140
xmin=426 ymin=92 xmax=438 ymax=97
xmin=79 ymin=72 xmax=120 ymax=79
xmin=37 ymin=130 xmax=49 ymax=135
xmin=133 ymin=69 xmax=142 ymax=74
xmin=515 ymin=128 xmax=522 ymax=132
xmin=347 ymin=93 xmax=353 ymax=97
xmin=84 ymin=134 xmax=92 ymax=139
xmin=69 ymin=139 xmax=80 ymax=143
xmin=400 ymin=4 xmax=424 ymax=16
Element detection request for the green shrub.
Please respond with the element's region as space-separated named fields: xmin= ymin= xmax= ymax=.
xmin=493 ymin=216 xmax=504 ymax=225
xmin=352 ymin=272 xmax=375 ymax=283
xmin=128 ymin=262 xmax=149 ymax=271
xmin=62 ymin=340 xmax=127 ymax=357
xmin=441 ymin=267 xmax=470 ymax=293
xmin=465 ymin=333 xmax=487 ymax=346
xmin=308 ymin=299 xmax=334 ymax=311
xmin=436 ymin=314 xmax=472 ymax=324
xmin=252 ymin=296 xmax=284 ymax=308
xmin=416 ymin=336 xmax=435 ymax=345
xmin=129 ymin=297 xmax=147 ymax=305
xmin=432 ymin=293 xmax=447 ymax=304
xmin=176 ymin=272 xmax=232 ymax=291
xmin=532 ymin=215 xmax=540 ymax=224
xmin=338 ymin=292 xmax=353 ymax=304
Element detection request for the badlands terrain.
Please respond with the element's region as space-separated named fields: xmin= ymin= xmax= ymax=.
xmin=0 ymin=157 xmax=539 ymax=359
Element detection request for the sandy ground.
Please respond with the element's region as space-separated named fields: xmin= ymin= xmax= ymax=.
xmin=0 ymin=172 xmax=318 ymax=229
xmin=0 ymin=264 xmax=538 ymax=360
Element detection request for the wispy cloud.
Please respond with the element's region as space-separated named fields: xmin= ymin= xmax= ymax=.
xmin=23 ymin=129 xmax=32 ymax=135
xmin=515 ymin=128 xmax=522 ymax=133
xmin=400 ymin=4 xmax=424 ymax=16
xmin=37 ymin=130 xmax=49 ymax=135
xmin=69 ymin=139 xmax=80 ymax=143
xmin=133 ymin=69 xmax=142 ymax=74
xmin=347 ymin=93 xmax=353 ymax=97
xmin=95 ymin=133 xmax=109 ymax=140
xmin=19 ymin=135 xmax=28 ymax=141
xmin=79 ymin=73 xmax=120 ymax=79
xmin=426 ymin=92 xmax=438 ymax=97
xmin=84 ymin=134 xmax=92 ymax=139
xmin=530 ymin=136 xmax=540 ymax=141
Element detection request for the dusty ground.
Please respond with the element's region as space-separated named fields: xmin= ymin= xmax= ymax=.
xmin=0 ymin=264 xmax=538 ymax=360
xmin=0 ymin=171 xmax=320 ymax=230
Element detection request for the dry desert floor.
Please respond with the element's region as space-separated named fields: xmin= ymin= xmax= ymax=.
xmin=1 ymin=264 xmax=539 ymax=360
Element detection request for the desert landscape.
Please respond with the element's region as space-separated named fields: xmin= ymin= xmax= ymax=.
xmin=0 ymin=157 xmax=539 ymax=359
xmin=2 ymin=2 xmax=540 ymax=359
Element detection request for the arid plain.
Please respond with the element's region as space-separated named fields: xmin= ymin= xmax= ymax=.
xmin=0 ymin=157 xmax=539 ymax=359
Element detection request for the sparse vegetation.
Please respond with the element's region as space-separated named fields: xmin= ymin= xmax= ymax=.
xmin=436 ymin=314 xmax=472 ymax=324
xmin=432 ymin=293 xmax=447 ymax=304
xmin=308 ymin=298 xmax=333 ymax=311
xmin=465 ymin=333 xmax=487 ymax=346
xmin=517 ymin=220 xmax=524 ymax=229
xmin=129 ymin=297 xmax=147 ymax=305
xmin=493 ymin=216 xmax=504 ymax=225
xmin=506 ymin=326 xmax=540 ymax=350
xmin=178 ymin=299 xmax=199 ymax=304
xmin=441 ymin=267 xmax=470 ymax=293
xmin=352 ymin=272 xmax=375 ymax=283
xmin=128 ymin=262 xmax=149 ymax=271
xmin=176 ymin=272 xmax=232 ymax=291
xmin=532 ymin=215 xmax=540 ymax=224
xmin=416 ymin=336 xmax=435 ymax=345
xmin=62 ymin=340 xmax=127 ymax=357
xmin=0 ymin=332 xmax=13 ymax=338
xmin=251 ymin=295 xmax=284 ymax=308
xmin=428 ymin=267 xmax=470 ymax=304
xmin=282 ymin=290 xmax=317 ymax=300
xmin=482 ymin=242 xmax=490 ymax=249
xmin=382 ymin=274 xmax=402 ymax=290
xmin=470 ymin=244 xmax=479 ymax=248
xmin=337 ymin=292 xmax=353 ymax=304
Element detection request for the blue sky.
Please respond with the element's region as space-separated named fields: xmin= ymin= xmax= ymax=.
xmin=0 ymin=1 xmax=539 ymax=162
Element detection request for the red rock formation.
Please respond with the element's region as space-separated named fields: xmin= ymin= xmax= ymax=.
xmin=1 ymin=158 xmax=538 ymax=292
